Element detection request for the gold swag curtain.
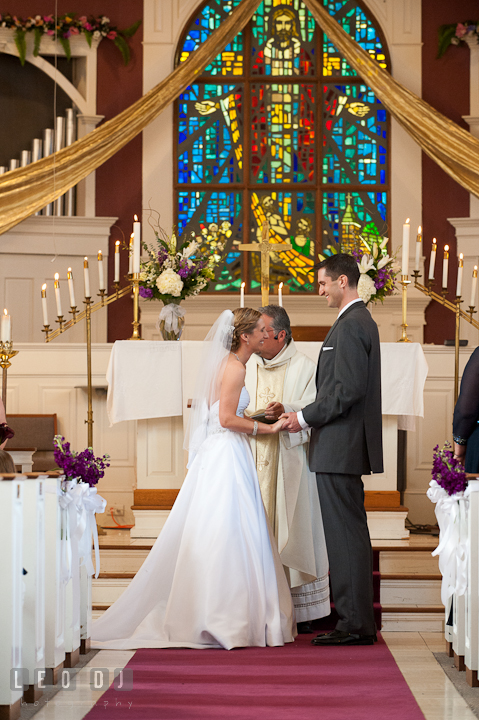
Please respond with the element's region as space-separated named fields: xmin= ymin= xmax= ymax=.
xmin=0 ymin=0 xmax=261 ymax=235
xmin=303 ymin=0 xmax=479 ymax=199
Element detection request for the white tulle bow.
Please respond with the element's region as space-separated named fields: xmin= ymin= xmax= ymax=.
xmin=157 ymin=303 xmax=186 ymax=333
xmin=428 ymin=480 xmax=469 ymax=605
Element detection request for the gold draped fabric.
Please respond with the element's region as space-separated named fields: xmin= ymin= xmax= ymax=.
xmin=2 ymin=0 xmax=479 ymax=237
xmin=303 ymin=0 xmax=479 ymax=199
xmin=0 ymin=0 xmax=261 ymax=235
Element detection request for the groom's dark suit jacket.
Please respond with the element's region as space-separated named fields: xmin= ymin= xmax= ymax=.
xmin=302 ymin=300 xmax=383 ymax=476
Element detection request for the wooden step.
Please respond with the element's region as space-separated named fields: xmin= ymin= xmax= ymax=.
xmin=381 ymin=605 xmax=444 ymax=632
xmin=379 ymin=550 xmax=439 ymax=575
xmin=380 ymin=576 xmax=441 ymax=606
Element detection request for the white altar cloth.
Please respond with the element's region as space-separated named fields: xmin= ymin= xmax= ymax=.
xmin=106 ymin=341 xmax=428 ymax=424
xmin=106 ymin=341 xmax=182 ymax=425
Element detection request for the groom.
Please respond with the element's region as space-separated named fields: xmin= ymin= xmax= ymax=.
xmin=281 ymin=253 xmax=383 ymax=646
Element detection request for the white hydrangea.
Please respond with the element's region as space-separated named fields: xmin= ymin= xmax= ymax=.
xmin=156 ymin=268 xmax=184 ymax=297
xmin=357 ymin=274 xmax=376 ymax=304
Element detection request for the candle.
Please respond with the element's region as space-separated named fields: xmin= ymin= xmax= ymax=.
xmin=442 ymin=245 xmax=449 ymax=289
xmin=278 ymin=282 xmax=283 ymax=307
xmin=41 ymin=284 xmax=48 ymax=326
xmin=415 ymin=226 xmax=422 ymax=272
xmin=1 ymin=309 xmax=11 ymax=343
xmin=98 ymin=251 xmax=105 ymax=291
xmin=240 ymin=281 xmax=245 ymax=308
xmin=128 ymin=234 xmax=134 ymax=274
xmin=428 ymin=239 xmax=437 ymax=280
xmin=471 ymin=267 xmax=478 ymax=308
xmin=133 ymin=215 xmax=141 ymax=274
xmin=83 ymin=257 xmax=91 ymax=298
xmin=67 ymin=268 xmax=76 ymax=308
xmin=456 ymin=254 xmax=464 ymax=298
xmin=54 ymin=273 xmax=62 ymax=317
xmin=401 ymin=218 xmax=410 ymax=276
xmin=114 ymin=241 xmax=120 ymax=283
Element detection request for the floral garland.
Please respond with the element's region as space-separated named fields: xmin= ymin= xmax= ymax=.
xmin=53 ymin=435 xmax=110 ymax=487
xmin=138 ymin=223 xmax=229 ymax=304
xmin=432 ymin=442 xmax=467 ymax=496
xmin=318 ymin=236 xmax=399 ymax=305
xmin=438 ymin=22 xmax=479 ymax=58
xmin=0 ymin=12 xmax=141 ymax=65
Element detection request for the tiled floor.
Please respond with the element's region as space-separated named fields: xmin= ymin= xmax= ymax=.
xmin=21 ymin=633 xmax=476 ymax=720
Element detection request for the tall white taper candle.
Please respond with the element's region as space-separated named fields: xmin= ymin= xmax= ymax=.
xmin=401 ymin=218 xmax=410 ymax=276
xmin=1 ymin=309 xmax=11 ymax=342
xmin=84 ymin=258 xmax=91 ymax=298
xmin=54 ymin=273 xmax=62 ymax=317
xmin=98 ymin=251 xmax=105 ymax=290
xmin=415 ymin=226 xmax=422 ymax=272
xmin=278 ymin=282 xmax=283 ymax=307
xmin=240 ymin=282 xmax=245 ymax=308
xmin=471 ymin=267 xmax=478 ymax=308
xmin=133 ymin=215 xmax=141 ymax=274
xmin=41 ymin=285 xmax=48 ymax=326
xmin=114 ymin=241 xmax=120 ymax=283
xmin=67 ymin=268 xmax=76 ymax=307
xmin=456 ymin=254 xmax=464 ymax=298
xmin=428 ymin=239 xmax=437 ymax=280
xmin=442 ymin=245 xmax=449 ymax=289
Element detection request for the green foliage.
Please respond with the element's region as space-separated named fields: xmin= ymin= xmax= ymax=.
xmin=13 ymin=28 xmax=27 ymax=66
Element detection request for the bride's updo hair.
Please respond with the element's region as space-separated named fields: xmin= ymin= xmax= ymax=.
xmin=231 ymin=308 xmax=262 ymax=351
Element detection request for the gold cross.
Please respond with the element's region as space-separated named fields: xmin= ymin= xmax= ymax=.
xmin=238 ymin=220 xmax=293 ymax=305
xmin=257 ymin=454 xmax=270 ymax=472
xmin=259 ymin=387 xmax=275 ymax=405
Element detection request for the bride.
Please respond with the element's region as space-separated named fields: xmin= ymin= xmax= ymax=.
xmin=92 ymin=308 xmax=296 ymax=650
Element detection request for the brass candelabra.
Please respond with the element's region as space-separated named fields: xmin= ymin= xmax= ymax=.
xmin=0 ymin=341 xmax=19 ymax=412
xmin=413 ymin=270 xmax=479 ymax=403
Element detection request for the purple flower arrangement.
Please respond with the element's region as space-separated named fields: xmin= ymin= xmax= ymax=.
xmin=0 ymin=12 xmax=140 ymax=66
xmin=138 ymin=224 xmax=226 ymax=305
xmin=53 ymin=435 xmax=110 ymax=487
xmin=432 ymin=442 xmax=467 ymax=496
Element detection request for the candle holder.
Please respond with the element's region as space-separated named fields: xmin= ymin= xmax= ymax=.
xmin=468 ymin=305 xmax=476 ymax=321
xmin=129 ymin=274 xmax=142 ymax=341
xmin=113 ymin=281 xmax=120 ymax=296
xmin=454 ymin=297 xmax=462 ymax=405
xmin=42 ymin=324 xmax=51 ymax=340
xmin=69 ymin=306 xmax=78 ymax=322
xmin=398 ymin=275 xmax=411 ymax=343
xmin=0 ymin=341 xmax=19 ymax=412
xmin=98 ymin=289 xmax=107 ymax=306
xmin=56 ymin=315 xmax=65 ymax=332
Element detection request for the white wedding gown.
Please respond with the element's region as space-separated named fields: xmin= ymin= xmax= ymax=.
xmin=92 ymin=387 xmax=296 ymax=650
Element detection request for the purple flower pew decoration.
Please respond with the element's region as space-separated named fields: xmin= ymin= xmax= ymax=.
xmin=53 ymin=435 xmax=110 ymax=487
xmin=431 ymin=442 xmax=467 ymax=497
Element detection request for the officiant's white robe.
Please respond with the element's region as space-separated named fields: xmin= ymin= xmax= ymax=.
xmin=245 ymin=340 xmax=330 ymax=622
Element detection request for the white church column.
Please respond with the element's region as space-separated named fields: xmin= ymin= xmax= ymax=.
xmin=75 ymin=114 xmax=105 ymax=218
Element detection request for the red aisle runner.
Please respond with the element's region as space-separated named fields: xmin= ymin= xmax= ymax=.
xmin=85 ymin=634 xmax=425 ymax=720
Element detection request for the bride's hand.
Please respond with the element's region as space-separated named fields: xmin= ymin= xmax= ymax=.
xmin=270 ymin=418 xmax=286 ymax=434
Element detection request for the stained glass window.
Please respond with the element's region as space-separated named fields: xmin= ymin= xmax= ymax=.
xmin=175 ymin=0 xmax=390 ymax=294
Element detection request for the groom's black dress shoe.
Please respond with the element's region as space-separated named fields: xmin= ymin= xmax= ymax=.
xmin=297 ymin=621 xmax=314 ymax=634
xmin=311 ymin=629 xmax=376 ymax=646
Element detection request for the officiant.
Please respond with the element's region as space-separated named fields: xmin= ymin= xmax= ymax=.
xmin=245 ymin=305 xmax=330 ymax=630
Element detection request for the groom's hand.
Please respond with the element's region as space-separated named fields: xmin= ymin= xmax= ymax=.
xmin=279 ymin=412 xmax=301 ymax=433
xmin=265 ymin=402 xmax=284 ymax=420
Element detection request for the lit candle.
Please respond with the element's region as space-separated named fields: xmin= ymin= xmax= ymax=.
xmin=415 ymin=226 xmax=422 ymax=272
xmin=114 ymin=240 xmax=120 ymax=283
xmin=133 ymin=215 xmax=141 ymax=274
xmin=471 ymin=266 xmax=478 ymax=308
xmin=278 ymin=282 xmax=283 ymax=307
xmin=98 ymin=251 xmax=105 ymax=291
xmin=67 ymin=268 xmax=76 ymax=308
xmin=428 ymin=239 xmax=437 ymax=280
xmin=128 ymin=234 xmax=134 ymax=275
xmin=1 ymin=309 xmax=11 ymax=342
xmin=240 ymin=281 xmax=245 ymax=308
xmin=402 ymin=218 xmax=410 ymax=276
xmin=83 ymin=257 xmax=91 ymax=298
xmin=54 ymin=273 xmax=62 ymax=317
xmin=456 ymin=254 xmax=464 ymax=298
xmin=41 ymin=284 xmax=48 ymax=326
xmin=442 ymin=245 xmax=449 ymax=289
